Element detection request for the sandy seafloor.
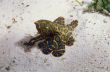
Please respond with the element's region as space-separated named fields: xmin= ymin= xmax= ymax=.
xmin=0 ymin=0 xmax=110 ymax=72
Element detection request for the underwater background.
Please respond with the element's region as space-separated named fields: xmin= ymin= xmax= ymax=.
xmin=0 ymin=0 xmax=110 ymax=72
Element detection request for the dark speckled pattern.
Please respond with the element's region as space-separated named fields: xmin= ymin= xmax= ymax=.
xmin=26 ymin=17 xmax=78 ymax=57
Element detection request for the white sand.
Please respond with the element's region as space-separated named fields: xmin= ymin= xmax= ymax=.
xmin=0 ymin=0 xmax=110 ymax=72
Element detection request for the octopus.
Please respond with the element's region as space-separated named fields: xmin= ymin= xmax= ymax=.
xmin=25 ymin=16 xmax=78 ymax=57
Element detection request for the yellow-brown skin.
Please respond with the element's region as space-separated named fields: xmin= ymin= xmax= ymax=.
xmin=34 ymin=17 xmax=78 ymax=46
xmin=25 ymin=17 xmax=78 ymax=57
